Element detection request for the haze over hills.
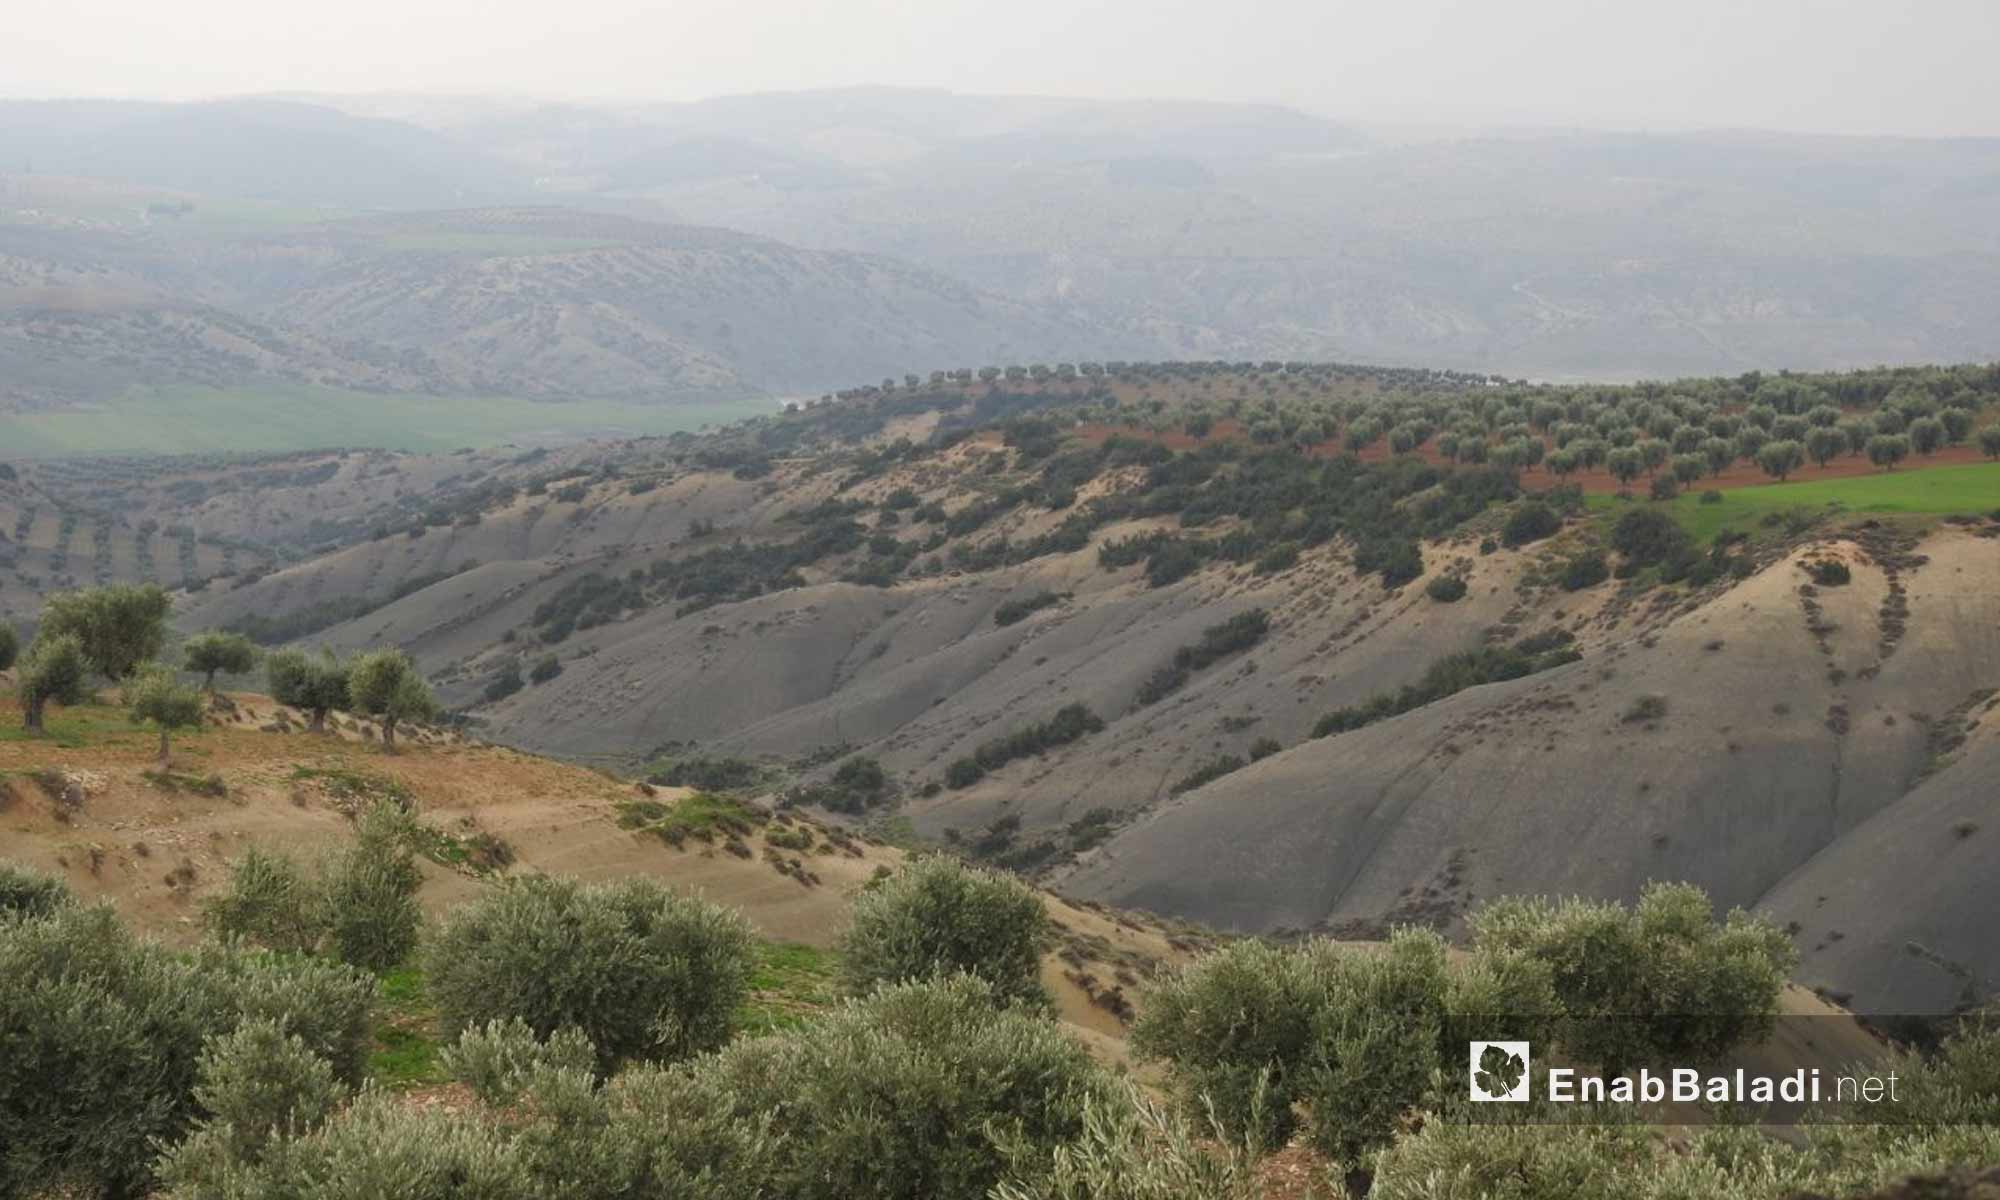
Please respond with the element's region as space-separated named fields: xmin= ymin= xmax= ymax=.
xmin=3 ymin=88 xmax=2000 ymax=441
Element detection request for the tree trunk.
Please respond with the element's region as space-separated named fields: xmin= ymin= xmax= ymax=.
xmin=204 ymin=670 xmax=218 ymax=692
xmin=309 ymin=709 xmax=328 ymax=734
xmin=24 ymin=696 xmax=44 ymax=733
xmin=382 ymin=718 xmax=397 ymax=752
xmin=157 ymin=729 xmax=171 ymax=770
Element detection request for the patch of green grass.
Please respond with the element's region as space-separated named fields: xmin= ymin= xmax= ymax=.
xmin=736 ymin=941 xmax=840 ymax=1036
xmin=0 ymin=385 xmax=775 ymax=458
xmin=369 ymin=966 xmax=447 ymax=1089
xmin=1586 ymin=461 xmax=2000 ymax=544
xmin=0 ymin=704 xmax=144 ymax=748
xmin=615 ymin=792 xmax=763 ymax=848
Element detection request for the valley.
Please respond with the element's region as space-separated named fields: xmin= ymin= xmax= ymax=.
xmin=6 ymin=357 xmax=1995 ymax=1023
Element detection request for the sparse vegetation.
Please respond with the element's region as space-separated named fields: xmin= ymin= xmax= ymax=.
xmin=945 ymin=702 xmax=1105 ymax=788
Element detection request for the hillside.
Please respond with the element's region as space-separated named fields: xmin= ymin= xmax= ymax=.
xmin=0 ymin=192 xmax=1147 ymax=427
xmin=0 ymin=687 xmax=1179 ymax=1057
xmin=8 ymin=91 xmax=2000 ymax=404
xmin=56 ymin=358 xmax=1984 ymax=1022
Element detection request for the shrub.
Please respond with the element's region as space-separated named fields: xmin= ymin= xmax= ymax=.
xmin=322 ymin=804 xmax=425 ymax=972
xmin=426 ymin=874 xmax=754 ymax=1071
xmin=1425 ymin=574 xmax=1468 ymax=602
xmin=946 ymin=703 xmax=1105 ymax=787
xmin=1469 ymin=882 xmax=1795 ymax=1076
xmin=1312 ymin=638 xmax=1580 ymax=739
xmin=1809 ymin=559 xmax=1852 ymax=586
xmin=991 ymin=1089 xmax=1263 ymax=1200
xmin=1242 ymin=541 xmax=1297 ymax=578
xmin=995 ymin=591 xmax=1067 ymax=626
xmin=1249 ymin=737 xmax=1282 ymax=761
xmin=671 ymin=975 xmax=1114 ymax=1200
xmin=1621 ymin=694 xmax=1668 ymax=724
xmin=1169 ymin=754 xmax=1245 ymax=795
xmin=529 ymin=653 xmax=563 ymax=684
xmin=441 ymin=1017 xmax=598 ymax=1106
xmin=1699 ymin=489 xmax=1724 ymax=504
xmin=1559 ymin=552 xmax=1609 ymax=591
xmin=203 ymin=847 xmax=324 ymax=955
xmin=1502 ymin=501 xmax=1562 ymax=547
xmin=1133 ymin=610 xmax=1270 ymax=707
xmin=1647 ymin=473 xmax=1679 ymax=501
xmin=177 ymin=1018 xmax=347 ymax=1165
xmin=1610 ymin=507 xmax=1692 ymax=567
xmin=0 ymin=903 xmax=374 ymax=1199
xmin=0 ymin=860 xmax=74 ymax=920
xmin=482 ymin=661 xmax=525 ymax=703
xmin=0 ymin=623 xmax=16 ymax=673
xmin=840 ymin=856 xmax=1051 ymax=1007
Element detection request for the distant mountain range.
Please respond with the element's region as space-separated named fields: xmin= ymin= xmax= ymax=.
xmin=3 ymin=89 xmax=1999 ymax=417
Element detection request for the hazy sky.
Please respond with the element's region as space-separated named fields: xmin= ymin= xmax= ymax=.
xmin=8 ymin=0 xmax=1998 ymax=136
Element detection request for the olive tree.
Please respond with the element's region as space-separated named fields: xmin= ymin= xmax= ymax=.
xmin=1981 ymin=426 xmax=2000 ymax=460
xmin=1468 ymin=881 xmax=1795 ymax=1077
xmin=838 ymin=855 xmax=1051 ymax=1009
xmin=0 ymin=623 xmax=17 ymax=673
xmin=425 ymin=874 xmax=754 ymax=1072
xmin=1868 ymin=433 xmax=1911 ymax=470
xmin=183 ymin=631 xmax=259 ymax=691
xmin=346 ymin=650 xmax=438 ymax=750
xmin=36 ymin=583 xmax=171 ymax=680
xmin=265 ymin=648 xmax=350 ymax=733
xmin=16 ymin=634 xmax=88 ymax=733
xmin=127 ymin=664 xmax=206 ymax=767
xmin=1755 ymin=439 xmax=1804 ymax=482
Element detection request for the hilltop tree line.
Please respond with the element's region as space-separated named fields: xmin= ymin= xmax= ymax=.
xmin=5 ymin=583 xmax=440 ymax=758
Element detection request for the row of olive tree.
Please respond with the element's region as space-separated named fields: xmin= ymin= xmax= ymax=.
xmin=6 ymin=584 xmax=441 ymax=759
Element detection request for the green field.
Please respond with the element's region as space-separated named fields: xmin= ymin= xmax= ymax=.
xmin=0 ymin=386 xmax=776 ymax=457
xmin=1588 ymin=461 xmax=2000 ymax=542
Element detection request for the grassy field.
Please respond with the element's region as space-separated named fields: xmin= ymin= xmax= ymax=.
xmin=1588 ymin=461 xmax=2000 ymax=542
xmin=0 ymin=386 xmax=775 ymax=456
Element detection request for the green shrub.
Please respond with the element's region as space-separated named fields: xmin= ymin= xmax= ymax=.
xmin=1610 ymin=507 xmax=1693 ymax=567
xmin=442 ymin=1017 xmax=598 ymax=1106
xmin=175 ymin=1018 xmax=347 ymax=1167
xmin=0 ymin=860 xmax=74 ymax=920
xmin=1809 ymin=559 xmax=1852 ymax=586
xmin=529 ymin=653 xmax=563 ymax=684
xmin=1425 ymin=574 xmax=1468 ymax=602
xmin=1501 ymin=501 xmax=1562 ymax=547
xmin=945 ymin=703 xmax=1105 ymax=788
xmin=995 ymin=591 xmax=1067 ymax=626
xmin=0 ymin=623 xmax=18 ymax=673
xmin=669 ymin=975 xmax=1114 ymax=1200
xmin=322 ymin=804 xmax=425 ymax=972
xmin=426 ymin=874 xmax=754 ymax=1072
xmin=203 ymin=847 xmax=324 ymax=955
xmin=840 ymin=856 xmax=1051 ymax=1007
xmin=1169 ymin=754 xmax=1245 ymax=795
xmin=0 ymin=903 xmax=374 ymax=1199
xmin=1559 ymin=552 xmax=1609 ymax=591
xmin=991 ymin=1089 xmax=1263 ymax=1200
xmin=1469 ymin=882 xmax=1795 ymax=1076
